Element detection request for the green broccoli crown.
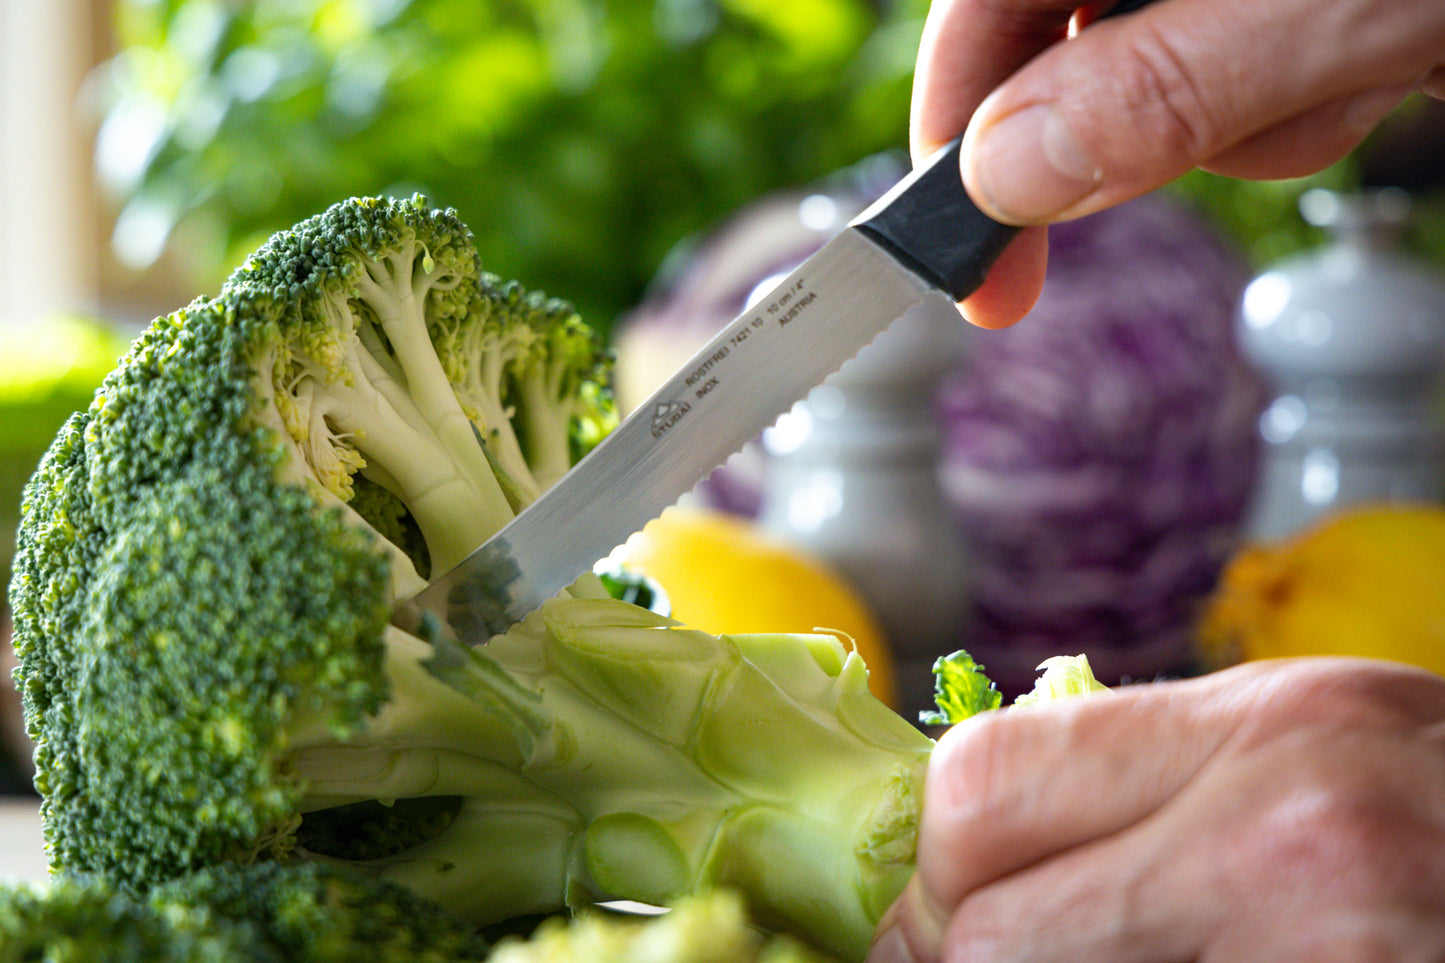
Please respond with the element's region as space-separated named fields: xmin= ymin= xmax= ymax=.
xmin=8 ymin=195 xmax=614 ymax=888
xmin=11 ymin=295 xmax=394 ymax=885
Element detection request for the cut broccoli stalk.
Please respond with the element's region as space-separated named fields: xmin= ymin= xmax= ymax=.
xmin=282 ymin=600 xmax=931 ymax=959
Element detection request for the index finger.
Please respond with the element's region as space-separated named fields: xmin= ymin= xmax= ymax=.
xmin=910 ymin=0 xmax=1084 ymax=160
xmin=910 ymin=0 xmax=1112 ymax=329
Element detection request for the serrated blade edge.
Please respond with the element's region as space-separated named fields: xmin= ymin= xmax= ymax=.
xmin=411 ymin=226 xmax=936 ymax=642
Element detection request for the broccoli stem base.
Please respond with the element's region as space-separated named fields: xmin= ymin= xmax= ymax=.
xmin=282 ymin=599 xmax=932 ymax=961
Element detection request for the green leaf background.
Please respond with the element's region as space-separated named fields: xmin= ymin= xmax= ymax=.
xmin=98 ymin=0 xmax=928 ymax=333
xmin=95 ymin=1 xmax=1445 ymax=336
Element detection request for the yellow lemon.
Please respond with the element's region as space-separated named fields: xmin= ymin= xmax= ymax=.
xmin=1199 ymin=503 xmax=1445 ymax=675
xmin=610 ymin=506 xmax=898 ymax=707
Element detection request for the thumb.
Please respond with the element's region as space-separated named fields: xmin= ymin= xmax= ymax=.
xmin=960 ymin=0 xmax=1440 ymax=224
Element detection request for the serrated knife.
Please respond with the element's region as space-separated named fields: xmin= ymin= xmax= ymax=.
xmin=411 ymin=0 xmax=1154 ymax=643
xmin=404 ymin=135 xmax=998 ymax=642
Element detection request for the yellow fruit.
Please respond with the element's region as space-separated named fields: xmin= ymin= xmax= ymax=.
xmin=610 ymin=506 xmax=898 ymax=707
xmin=1198 ymin=503 xmax=1445 ymax=675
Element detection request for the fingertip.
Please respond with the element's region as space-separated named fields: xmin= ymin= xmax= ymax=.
xmin=958 ymin=226 xmax=1048 ymax=329
xmin=963 ymin=95 xmax=1103 ymax=225
xmin=867 ymin=921 xmax=917 ymax=963
xmin=910 ymin=137 xmax=951 ymax=169
xmin=867 ymin=877 xmax=946 ymax=963
xmin=1425 ymin=66 xmax=1445 ymax=100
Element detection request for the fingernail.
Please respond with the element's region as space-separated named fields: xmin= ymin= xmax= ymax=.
xmin=970 ymin=104 xmax=1102 ymax=222
xmin=867 ymin=924 xmax=918 ymax=963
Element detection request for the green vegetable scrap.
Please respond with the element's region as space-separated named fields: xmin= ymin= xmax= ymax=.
xmin=921 ymin=650 xmax=1110 ymax=725
xmin=919 ymin=650 xmax=1002 ymax=727
xmin=1013 ymin=654 xmax=1111 ymax=706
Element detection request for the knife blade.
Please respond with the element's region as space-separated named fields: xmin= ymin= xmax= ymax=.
xmin=404 ymin=135 xmax=1010 ymax=642
xmin=412 ymin=0 xmax=1158 ymax=642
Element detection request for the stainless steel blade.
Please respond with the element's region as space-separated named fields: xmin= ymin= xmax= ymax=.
xmin=406 ymin=130 xmax=1051 ymax=641
xmin=411 ymin=225 xmax=941 ymax=642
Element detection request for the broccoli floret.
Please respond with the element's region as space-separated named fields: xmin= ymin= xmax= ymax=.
xmin=149 ymin=861 xmax=492 ymax=962
xmin=439 ymin=276 xmax=615 ymax=503
xmin=0 ymin=863 xmax=490 ymax=962
xmin=8 ymin=195 xmax=943 ymax=962
xmin=0 ymin=873 xmax=249 ymax=963
xmin=219 ymin=194 xmax=614 ymax=585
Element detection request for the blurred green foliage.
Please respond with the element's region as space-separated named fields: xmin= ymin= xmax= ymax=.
xmin=2 ymin=315 xmax=130 ymax=598
xmin=1167 ymin=96 xmax=1445 ymax=270
xmin=97 ymin=0 xmax=929 ymax=332
xmin=95 ymin=2 xmax=1444 ymax=331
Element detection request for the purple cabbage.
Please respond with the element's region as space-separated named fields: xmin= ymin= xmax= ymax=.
xmin=938 ymin=194 xmax=1266 ymax=694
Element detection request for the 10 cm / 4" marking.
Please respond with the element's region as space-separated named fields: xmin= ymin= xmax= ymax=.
xmin=658 ymin=275 xmax=820 ymax=438
xmin=766 ymin=278 xmax=816 ymax=326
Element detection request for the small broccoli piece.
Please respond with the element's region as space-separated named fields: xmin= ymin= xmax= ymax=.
xmin=0 ymin=873 xmax=249 ymax=963
xmin=919 ymin=650 xmax=1003 ymax=727
xmin=148 ymin=861 xmax=492 ymax=962
xmin=1012 ymin=653 xmax=1110 ymax=706
xmin=7 ymin=195 xmax=960 ymax=963
xmin=0 ymin=863 xmax=489 ymax=962
xmin=922 ymin=651 xmax=1111 ymax=725
xmin=487 ymin=891 xmax=841 ymax=963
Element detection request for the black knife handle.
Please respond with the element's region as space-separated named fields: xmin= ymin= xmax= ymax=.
xmin=853 ymin=0 xmax=1158 ymax=302
xmin=853 ymin=138 xmax=1013 ymax=302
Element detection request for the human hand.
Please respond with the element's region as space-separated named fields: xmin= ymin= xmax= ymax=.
xmin=913 ymin=0 xmax=1445 ymax=328
xmin=867 ymin=657 xmax=1445 ymax=962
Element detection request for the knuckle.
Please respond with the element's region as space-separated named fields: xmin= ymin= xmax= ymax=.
xmin=1089 ymin=22 xmax=1229 ymax=165
xmin=928 ymin=707 xmax=1056 ymax=828
xmin=1235 ymin=658 xmax=1432 ymax=735
xmin=1244 ymin=768 xmax=1420 ymax=897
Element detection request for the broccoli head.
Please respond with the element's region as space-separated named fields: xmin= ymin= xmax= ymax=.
xmin=8 ymin=195 xmax=941 ymax=962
